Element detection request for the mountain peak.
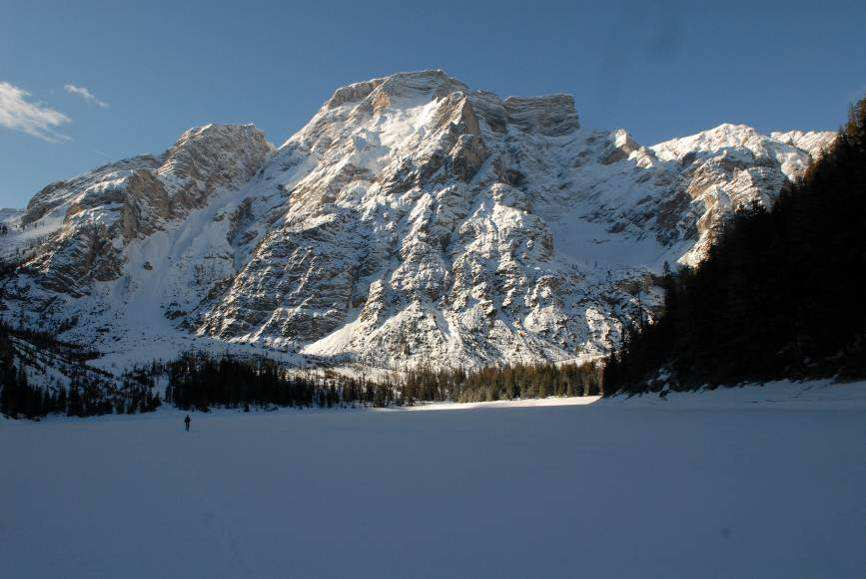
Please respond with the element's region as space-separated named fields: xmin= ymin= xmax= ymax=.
xmin=324 ymin=69 xmax=469 ymax=111
xmin=172 ymin=123 xmax=268 ymax=150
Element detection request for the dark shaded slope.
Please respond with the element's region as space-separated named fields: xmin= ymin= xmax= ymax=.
xmin=605 ymin=98 xmax=866 ymax=394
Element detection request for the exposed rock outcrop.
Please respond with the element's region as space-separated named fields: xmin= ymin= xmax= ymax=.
xmin=0 ymin=71 xmax=836 ymax=371
xmin=4 ymin=125 xmax=272 ymax=299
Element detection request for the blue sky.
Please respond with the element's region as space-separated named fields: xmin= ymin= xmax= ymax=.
xmin=1 ymin=0 xmax=864 ymax=207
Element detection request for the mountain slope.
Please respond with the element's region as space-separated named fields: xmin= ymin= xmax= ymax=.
xmin=605 ymin=96 xmax=866 ymax=392
xmin=0 ymin=70 xmax=835 ymax=371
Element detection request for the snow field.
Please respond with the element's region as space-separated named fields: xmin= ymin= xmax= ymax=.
xmin=1 ymin=381 xmax=864 ymax=578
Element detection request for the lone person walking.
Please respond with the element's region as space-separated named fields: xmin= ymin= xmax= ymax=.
xmin=184 ymin=414 xmax=191 ymax=432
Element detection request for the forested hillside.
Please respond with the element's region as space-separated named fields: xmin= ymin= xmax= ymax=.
xmin=155 ymin=353 xmax=603 ymax=410
xmin=0 ymin=321 xmax=160 ymax=419
xmin=605 ymin=98 xmax=866 ymax=394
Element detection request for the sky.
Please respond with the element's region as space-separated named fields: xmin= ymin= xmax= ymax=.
xmin=1 ymin=0 xmax=864 ymax=208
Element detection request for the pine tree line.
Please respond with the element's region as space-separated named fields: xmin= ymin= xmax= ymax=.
xmin=0 ymin=321 xmax=160 ymax=420
xmin=1 ymin=378 xmax=160 ymax=420
xmin=154 ymin=353 xmax=604 ymax=411
xmin=605 ymin=96 xmax=866 ymax=395
xmin=4 ymin=344 xmax=604 ymax=420
xmin=161 ymin=352 xmax=397 ymax=411
xmin=400 ymin=361 xmax=604 ymax=404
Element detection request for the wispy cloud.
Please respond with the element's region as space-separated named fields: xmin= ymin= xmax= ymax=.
xmin=64 ymin=84 xmax=109 ymax=108
xmin=0 ymin=81 xmax=71 ymax=143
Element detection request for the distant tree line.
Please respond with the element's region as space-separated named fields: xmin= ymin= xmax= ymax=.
xmin=2 ymin=326 xmax=607 ymax=421
xmin=161 ymin=352 xmax=396 ymax=411
xmin=0 ymin=376 xmax=160 ymax=420
xmin=0 ymin=321 xmax=160 ymax=420
xmin=400 ymin=361 xmax=604 ymax=403
xmin=128 ymin=353 xmax=607 ymax=413
xmin=605 ymin=96 xmax=866 ymax=395
xmin=4 ymin=336 xmax=607 ymax=420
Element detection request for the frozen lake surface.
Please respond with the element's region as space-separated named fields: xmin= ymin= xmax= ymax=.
xmin=2 ymin=381 xmax=865 ymax=578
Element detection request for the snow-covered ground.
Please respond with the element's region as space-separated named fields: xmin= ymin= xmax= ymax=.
xmin=2 ymin=381 xmax=864 ymax=578
xmin=400 ymin=395 xmax=600 ymax=411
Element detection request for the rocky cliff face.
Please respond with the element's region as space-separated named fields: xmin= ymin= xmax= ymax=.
xmin=0 ymin=71 xmax=835 ymax=370
xmin=3 ymin=125 xmax=272 ymax=299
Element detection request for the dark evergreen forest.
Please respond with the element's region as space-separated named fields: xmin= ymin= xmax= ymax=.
xmin=0 ymin=321 xmax=160 ymax=419
xmin=2 ymin=339 xmax=603 ymax=419
xmin=160 ymin=353 xmax=603 ymax=411
xmin=605 ymin=97 xmax=866 ymax=395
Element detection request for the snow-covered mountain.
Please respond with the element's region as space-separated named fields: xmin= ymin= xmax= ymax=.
xmin=0 ymin=70 xmax=835 ymax=371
